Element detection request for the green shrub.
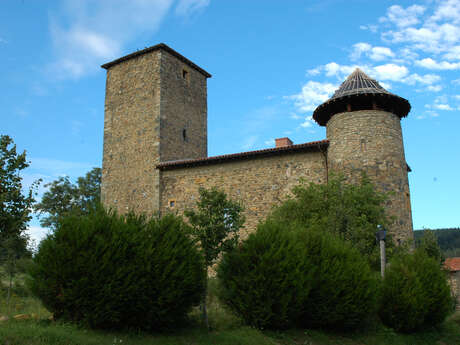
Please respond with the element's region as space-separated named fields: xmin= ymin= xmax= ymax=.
xmin=268 ymin=174 xmax=394 ymax=270
xmin=217 ymin=221 xmax=310 ymax=330
xmin=379 ymin=250 xmax=452 ymax=333
xmin=217 ymin=221 xmax=379 ymax=331
xmin=28 ymin=207 xmax=205 ymax=330
xmin=296 ymin=225 xmax=379 ymax=330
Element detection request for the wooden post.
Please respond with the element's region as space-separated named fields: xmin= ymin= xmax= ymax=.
xmin=380 ymin=239 xmax=386 ymax=278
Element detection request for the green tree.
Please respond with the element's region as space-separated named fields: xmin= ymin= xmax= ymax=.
xmin=35 ymin=167 xmax=101 ymax=229
xmin=269 ymin=174 xmax=393 ymax=269
xmin=417 ymin=229 xmax=443 ymax=263
xmin=0 ymin=135 xmax=39 ymax=314
xmin=185 ymin=187 xmax=245 ymax=329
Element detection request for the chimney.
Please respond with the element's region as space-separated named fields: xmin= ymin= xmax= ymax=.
xmin=275 ymin=137 xmax=293 ymax=148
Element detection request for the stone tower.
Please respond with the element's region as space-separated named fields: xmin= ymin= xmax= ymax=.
xmin=313 ymin=69 xmax=413 ymax=242
xmin=100 ymin=43 xmax=211 ymax=215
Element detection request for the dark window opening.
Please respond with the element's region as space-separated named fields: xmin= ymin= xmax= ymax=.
xmin=169 ymin=200 xmax=175 ymax=208
xmin=182 ymin=128 xmax=187 ymax=141
xmin=182 ymin=69 xmax=188 ymax=79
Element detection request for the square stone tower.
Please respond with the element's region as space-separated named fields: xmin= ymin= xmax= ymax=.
xmin=101 ymin=43 xmax=211 ymax=215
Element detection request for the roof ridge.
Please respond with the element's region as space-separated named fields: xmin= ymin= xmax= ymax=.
xmin=157 ymin=139 xmax=329 ymax=169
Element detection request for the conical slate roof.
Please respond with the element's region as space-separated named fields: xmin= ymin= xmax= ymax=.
xmin=313 ymin=68 xmax=411 ymax=126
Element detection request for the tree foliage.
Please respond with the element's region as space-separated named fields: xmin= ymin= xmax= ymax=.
xmin=185 ymin=187 xmax=245 ymax=269
xmin=268 ymin=174 xmax=393 ymax=269
xmin=379 ymin=249 xmax=452 ymax=332
xmin=218 ymin=220 xmax=379 ymax=330
xmin=28 ymin=208 xmax=205 ymax=330
xmin=0 ymin=135 xmax=38 ymax=260
xmin=185 ymin=187 xmax=245 ymax=329
xmin=34 ymin=167 xmax=101 ymax=229
xmin=416 ymin=229 xmax=444 ymax=263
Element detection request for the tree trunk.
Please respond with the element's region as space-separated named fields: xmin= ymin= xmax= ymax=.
xmin=7 ymin=272 xmax=13 ymax=317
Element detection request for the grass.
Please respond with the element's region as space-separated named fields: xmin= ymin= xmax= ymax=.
xmin=1 ymin=275 xmax=460 ymax=345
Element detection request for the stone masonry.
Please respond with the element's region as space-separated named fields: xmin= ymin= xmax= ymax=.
xmin=101 ymin=44 xmax=414 ymax=242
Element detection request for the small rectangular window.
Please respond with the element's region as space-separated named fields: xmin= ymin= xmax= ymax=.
xmin=169 ymin=199 xmax=176 ymax=208
xmin=182 ymin=69 xmax=188 ymax=80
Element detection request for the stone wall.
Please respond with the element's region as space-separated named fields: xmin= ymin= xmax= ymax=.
xmin=448 ymin=271 xmax=460 ymax=310
xmin=101 ymin=47 xmax=208 ymax=215
xmin=159 ymin=50 xmax=208 ymax=162
xmin=160 ymin=151 xmax=326 ymax=237
xmin=326 ymin=110 xmax=413 ymax=242
xmin=101 ymin=51 xmax=162 ymax=215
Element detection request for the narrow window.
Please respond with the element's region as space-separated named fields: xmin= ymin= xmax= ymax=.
xmin=182 ymin=69 xmax=188 ymax=80
xmin=182 ymin=128 xmax=187 ymax=141
xmin=169 ymin=200 xmax=176 ymax=208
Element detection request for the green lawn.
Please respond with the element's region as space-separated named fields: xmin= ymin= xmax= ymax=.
xmin=1 ymin=316 xmax=460 ymax=345
xmin=1 ymin=273 xmax=460 ymax=345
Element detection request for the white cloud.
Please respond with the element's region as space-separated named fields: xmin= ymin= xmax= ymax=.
xmin=380 ymin=4 xmax=426 ymax=28
xmin=373 ymin=63 xmax=409 ymax=81
xmin=307 ymin=67 xmax=321 ymax=76
xmin=433 ymin=103 xmax=454 ymax=110
xmin=359 ymin=24 xmax=378 ymax=33
xmin=300 ymin=116 xmax=314 ymax=128
xmin=426 ymin=85 xmax=443 ymax=92
xmin=415 ymin=58 xmax=460 ymax=70
xmin=429 ymin=0 xmax=460 ymax=25
xmin=175 ymin=0 xmax=210 ymax=16
xmin=287 ymin=81 xmax=337 ymax=113
xmin=49 ymin=0 xmax=177 ymax=79
xmin=350 ymin=42 xmax=395 ymax=62
xmin=27 ymin=226 xmax=50 ymax=247
xmin=403 ymin=73 xmax=441 ymax=85
xmin=290 ymin=112 xmax=302 ymax=120
xmin=443 ymin=45 xmax=460 ymax=60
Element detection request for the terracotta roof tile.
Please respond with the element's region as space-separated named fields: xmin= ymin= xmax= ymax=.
xmin=157 ymin=139 xmax=329 ymax=170
xmin=444 ymin=257 xmax=460 ymax=272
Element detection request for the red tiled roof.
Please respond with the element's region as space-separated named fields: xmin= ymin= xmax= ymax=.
xmin=444 ymin=257 xmax=460 ymax=272
xmin=156 ymin=139 xmax=329 ymax=170
xmin=101 ymin=43 xmax=212 ymax=78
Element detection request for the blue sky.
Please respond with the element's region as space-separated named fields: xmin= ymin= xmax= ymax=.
xmin=2 ymin=0 xmax=459 ymax=244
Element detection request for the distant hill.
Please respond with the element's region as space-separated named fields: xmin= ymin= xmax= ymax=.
xmin=414 ymin=228 xmax=460 ymax=258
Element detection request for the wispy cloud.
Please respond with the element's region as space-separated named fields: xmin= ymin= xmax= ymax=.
xmin=47 ymin=0 xmax=210 ymax=79
xmin=175 ymin=0 xmax=210 ymax=16
xmin=286 ymin=80 xmax=337 ymax=113
xmin=350 ymin=42 xmax=395 ymax=61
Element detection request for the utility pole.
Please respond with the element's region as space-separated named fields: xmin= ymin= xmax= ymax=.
xmin=376 ymin=225 xmax=387 ymax=278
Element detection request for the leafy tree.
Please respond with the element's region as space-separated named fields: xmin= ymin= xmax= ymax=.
xmin=0 ymin=135 xmax=39 ymax=314
xmin=268 ymin=173 xmax=393 ymax=269
xmin=35 ymin=167 xmax=101 ymax=229
xmin=185 ymin=187 xmax=245 ymax=329
xmin=416 ymin=229 xmax=443 ymax=263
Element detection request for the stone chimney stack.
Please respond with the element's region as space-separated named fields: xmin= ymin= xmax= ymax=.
xmin=275 ymin=137 xmax=293 ymax=148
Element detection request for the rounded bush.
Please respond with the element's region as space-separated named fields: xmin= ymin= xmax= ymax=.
xmin=28 ymin=208 xmax=206 ymax=330
xmin=217 ymin=221 xmax=379 ymax=330
xmin=379 ymin=250 xmax=452 ymax=333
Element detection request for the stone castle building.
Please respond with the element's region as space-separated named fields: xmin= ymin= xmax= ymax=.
xmin=100 ymin=43 xmax=413 ymax=242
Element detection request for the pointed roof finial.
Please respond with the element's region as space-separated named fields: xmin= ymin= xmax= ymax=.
xmin=312 ymin=68 xmax=410 ymax=126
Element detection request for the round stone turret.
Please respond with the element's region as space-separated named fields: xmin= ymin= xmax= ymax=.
xmin=314 ymin=69 xmax=413 ymax=243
